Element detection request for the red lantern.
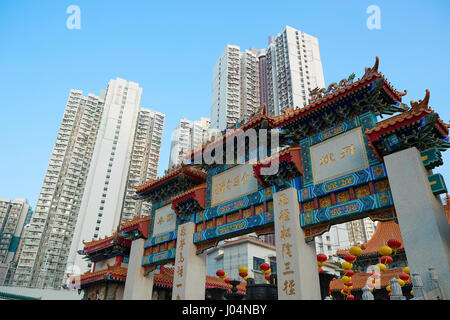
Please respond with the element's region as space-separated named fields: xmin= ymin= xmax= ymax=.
xmin=224 ymin=277 xmax=231 ymax=284
xmin=387 ymin=238 xmax=402 ymax=250
xmin=380 ymin=256 xmax=393 ymax=264
xmin=265 ymin=274 xmax=271 ymax=282
xmin=344 ymin=281 xmax=353 ymax=287
xmin=388 ymin=292 xmax=392 ymax=297
xmin=347 ymin=294 xmax=355 ymax=300
xmin=342 ymin=289 xmax=349 ymax=295
xmin=319 ymin=268 xmax=324 ymax=274
xmin=399 ymin=273 xmax=410 ymax=281
xmin=239 ymin=272 xmax=248 ymax=278
xmin=260 ymin=263 xmax=270 ymax=271
xmin=344 ymin=270 xmax=354 ymax=277
xmin=216 ymin=270 xmax=225 ymax=277
xmin=344 ymin=254 xmax=356 ymax=263
xmin=317 ymin=253 xmax=327 ymax=262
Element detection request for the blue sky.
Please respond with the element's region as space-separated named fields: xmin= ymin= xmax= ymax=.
xmin=0 ymin=0 xmax=449 ymax=208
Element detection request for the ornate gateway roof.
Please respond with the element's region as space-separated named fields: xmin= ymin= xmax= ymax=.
xmin=184 ymin=57 xmax=409 ymax=165
xmin=79 ymin=264 xmax=128 ymax=288
xmin=274 ymin=57 xmax=407 ymax=131
xmin=253 ymin=146 xmax=303 ymax=188
xmin=133 ymin=165 xmax=207 ymax=202
xmin=366 ymin=89 xmax=450 ymax=160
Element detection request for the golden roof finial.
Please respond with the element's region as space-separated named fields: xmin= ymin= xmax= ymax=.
xmin=410 ymin=89 xmax=430 ymax=111
xmin=364 ymin=56 xmax=380 ymax=77
xmin=261 ymin=104 xmax=267 ymax=116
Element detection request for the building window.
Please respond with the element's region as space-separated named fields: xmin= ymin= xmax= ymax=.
xmin=253 ymin=257 xmax=265 ymax=271
xmin=270 ymin=261 xmax=277 ymax=274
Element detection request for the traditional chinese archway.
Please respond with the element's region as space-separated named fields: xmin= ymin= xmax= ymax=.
xmin=106 ymin=57 xmax=450 ymax=300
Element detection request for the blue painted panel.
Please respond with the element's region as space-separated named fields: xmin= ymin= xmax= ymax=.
xmin=193 ymin=211 xmax=274 ymax=243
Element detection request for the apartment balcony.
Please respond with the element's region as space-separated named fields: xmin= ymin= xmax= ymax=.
xmin=27 ymin=226 xmax=44 ymax=234
xmin=18 ymin=261 xmax=35 ymax=269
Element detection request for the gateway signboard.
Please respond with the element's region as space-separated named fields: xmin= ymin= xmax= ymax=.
xmin=211 ymin=164 xmax=258 ymax=207
xmin=152 ymin=204 xmax=176 ymax=236
xmin=310 ymin=127 xmax=369 ymax=184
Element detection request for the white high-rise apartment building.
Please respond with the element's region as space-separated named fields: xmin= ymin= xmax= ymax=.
xmin=67 ymin=78 xmax=143 ymax=275
xmin=0 ymin=198 xmax=32 ymax=264
xmin=211 ymin=45 xmax=241 ymax=131
xmin=315 ymin=224 xmax=351 ymax=262
xmin=0 ymin=198 xmax=33 ymax=285
xmin=266 ymin=25 xmax=325 ymax=116
xmin=211 ymin=26 xmax=325 ymax=130
xmin=169 ymin=117 xmax=210 ymax=168
xmin=13 ymin=79 xmax=165 ymax=289
xmin=240 ymin=50 xmax=261 ymax=122
xmin=12 ymin=90 xmax=104 ymax=289
xmin=67 ymin=79 xmax=165 ymax=275
xmin=211 ymin=45 xmax=262 ymax=131
xmin=346 ymin=218 xmax=377 ymax=246
xmin=121 ymin=108 xmax=165 ymax=223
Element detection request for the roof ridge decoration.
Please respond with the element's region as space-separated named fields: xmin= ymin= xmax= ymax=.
xmin=309 ymin=56 xmax=381 ymax=105
xmin=366 ymin=88 xmax=450 ymax=159
xmin=410 ymin=89 xmax=430 ymax=112
xmin=309 ymin=73 xmax=356 ymax=104
xmin=82 ymin=232 xmax=116 ymax=247
xmin=260 ymin=103 xmax=267 ymax=116
xmin=363 ymin=55 xmax=380 ymax=78
xmin=274 ymin=57 xmax=408 ymax=131
xmin=254 ymin=145 xmax=301 ymax=165
xmin=171 ymin=182 xmax=207 ymax=202
xmin=133 ymin=164 xmax=206 ymax=194
xmin=79 ymin=265 xmax=128 ymax=282
xmin=119 ymin=214 xmax=150 ymax=227
xmin=365 ymin=56 xmax=407 ymax=99
xmin=185 ymin=104 xmax=277 ymax=163
xmin=365 ymin=89 xmax=441 ymax=136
